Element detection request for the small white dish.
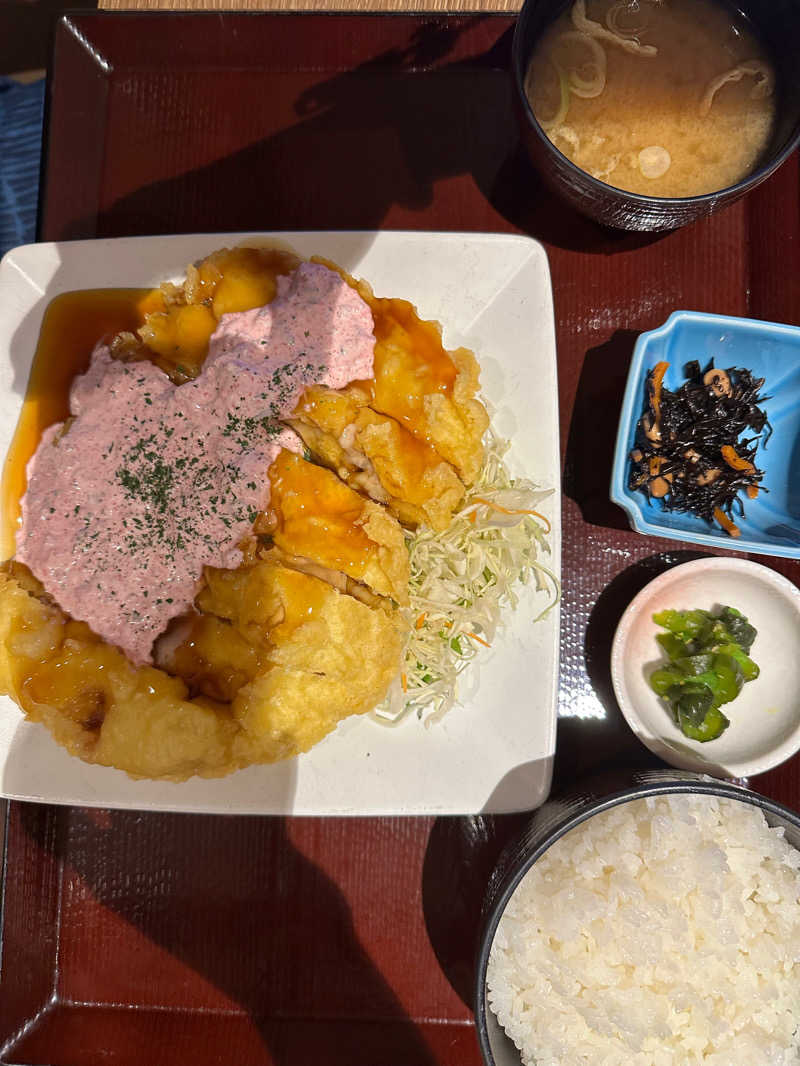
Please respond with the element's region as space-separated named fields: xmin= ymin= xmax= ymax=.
xmin=0 ymin=231 xmax=560 ymax=815
xmin=611 ymin=557 xmax=800 ymax=778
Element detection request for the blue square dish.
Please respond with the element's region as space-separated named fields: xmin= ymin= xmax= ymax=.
xmin=610 ymin=310 xmax=800 ymax=559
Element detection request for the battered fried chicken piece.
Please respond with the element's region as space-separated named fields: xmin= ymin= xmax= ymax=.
xmin=263 ymin=449 xmax=409 ymax=604
xmin=224 ymin=562 xmax=404 ymax=763
xmin=312 ymin=257 xmax=489 ymax=486
xmin=159 ymin=559 xmax=405 ymax=763
xmin=0 ymin=560 xmax=404 ymax=780
xmin=364 ymin=292 xmax=489 ymax=485
xmin=0 ymin=563 xmax=241 ymax=779
xmin=290 ymin=386 xmax=466 ymax=532
xmin=153 ymin=612 xmax=265 ymax=704
xmin=131 ymin=247 xmax=303 ymax=381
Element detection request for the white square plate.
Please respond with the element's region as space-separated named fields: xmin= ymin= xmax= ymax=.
xmin=0 ymin=231 xmax=560 ymax=815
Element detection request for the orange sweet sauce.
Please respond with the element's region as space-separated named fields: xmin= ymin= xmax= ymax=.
xmin=311 ymin=255 xmax=458 ymax=445
xmin=1 ymin=288 xmax=160 ymax=560
xmin=267 ymin=450 xmax=372 ymax=576
xmin=360 ymin=296 xmax=457 ymax=444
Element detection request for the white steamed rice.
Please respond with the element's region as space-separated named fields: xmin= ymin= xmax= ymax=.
xmin=487 ymin=794 xmax=800 ymax=1066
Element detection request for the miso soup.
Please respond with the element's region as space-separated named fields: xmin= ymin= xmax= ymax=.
xmin=525 ymin=0 xmax=776 ymax=198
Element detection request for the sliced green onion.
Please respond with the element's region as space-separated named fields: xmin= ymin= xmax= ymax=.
xmin=571 ymin=0 xmax=657 ymax=57
xmin=556 ymin=31 xmax=607 ymax=99
xmin=526 ymin=57 xmax=572 ymax=130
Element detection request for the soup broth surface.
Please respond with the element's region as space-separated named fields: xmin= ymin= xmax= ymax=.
xmin=526 ymin=0 xmax=776 ymax=197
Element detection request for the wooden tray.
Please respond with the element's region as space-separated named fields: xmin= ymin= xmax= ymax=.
xmin=3 ymin=12 xmax=800 ymax=1064
xmin=98 ymin=0 xmax=523 ymax=10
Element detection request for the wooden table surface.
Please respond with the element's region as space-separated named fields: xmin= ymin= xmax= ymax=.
xmin=2 ymin=12 xmax=800 ymax=1066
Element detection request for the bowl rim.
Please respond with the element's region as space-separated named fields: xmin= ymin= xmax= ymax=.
xmin=609 ymin=556 xmax=800 ymax=777
xmin=510 ymin=2 xmax=800 ymax=209
xmin=609 ymin=309 xmax=800 ymax=560
xmin=473 ymin=772 xmax=800 ymax=1066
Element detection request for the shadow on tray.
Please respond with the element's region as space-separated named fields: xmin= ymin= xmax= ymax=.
xmin=421 ymin=809 xmax=530 ymax=1009
xmin=563 ymin=329 xmax=640 ymax=531
xmin=568 ymin=549 xmax=710 ymax=774
xmin=55 ymin=19 xmax=663 ymax=256
xmin=11 ymin=805 xmax=440 ymax=1066
xmin=558 ymin=548 xmax=732 ymax=789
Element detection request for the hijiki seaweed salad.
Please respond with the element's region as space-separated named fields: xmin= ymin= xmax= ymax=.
xmin=629 ymin=359 xmax=770 ymax=537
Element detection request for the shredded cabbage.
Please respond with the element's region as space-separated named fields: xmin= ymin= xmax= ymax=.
xmin=372 ymin=429 xmax=560 ymax=728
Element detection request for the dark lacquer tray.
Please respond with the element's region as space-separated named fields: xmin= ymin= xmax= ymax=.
xmin=3 ymin=12 xmax=800 ymax=1065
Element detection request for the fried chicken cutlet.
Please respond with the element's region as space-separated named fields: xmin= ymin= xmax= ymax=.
xmin=289 ymin=260 xmax=489 ymax=531
xmin=1 ymin=559 xmax=403 ymax=779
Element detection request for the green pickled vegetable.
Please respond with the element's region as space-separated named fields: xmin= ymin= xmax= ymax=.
xmin=652 ymin=608 xmax=712 ymax=640
xmin=656 ymin=631 xmax=693 ymax=660
xmin=714 ymin=642 xmax=759 ymax=682
xmin=673 ymin=653 xmax=714 ymax=676
xmin=648 ymin=604 xmax=759 ymax=743
xmin=650 ymin=667 xmax=684 ymax=696
xmin=718 ymin=606 xmax=757 ymax=652
xmin=679 ymin=705 xmax=730 ymax=743
xmin=668 ymin=683 xmax=713 ymax=725
xmin=711 ymin=653 xmax=744 ymax=704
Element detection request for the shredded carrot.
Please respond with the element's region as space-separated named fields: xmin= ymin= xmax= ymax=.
xmin=522 ymin=510 xmax=550 ymax=533
xmin=529 ymin=510 xmax=551 ymax=533
xmin=713 ymin=507 xmax=741 ymax=538
xmin=415 ymin=612 xmax=427 ymax=630
xmin=469 ymin=510 xmax=477 ymax=524
xmin=650 ymin=361 xmax=669 ymax=423
xmin=467 ymin=631 xmax=491 ymax=648
xmin=401 ymin=672 xmax=408 ymax=693
xmin=721 ymin=444 xmax=756 ymax=475
xmin=472 ymin=497 xmax=552 ymax=533
xmin=746 ymin=484 xmax=759 ymax=500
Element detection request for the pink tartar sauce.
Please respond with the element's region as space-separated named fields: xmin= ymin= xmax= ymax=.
xmin=17 ymin=262 xmax=375 ymax=664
